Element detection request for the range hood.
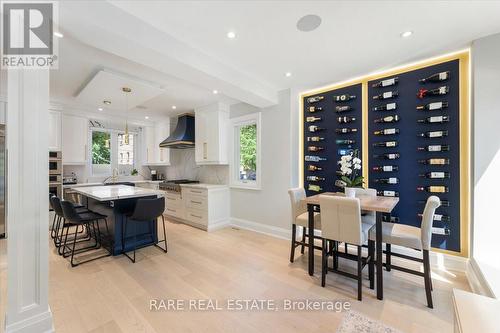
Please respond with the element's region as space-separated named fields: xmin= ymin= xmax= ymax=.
xmin=159 ymin=114 xmax=195 ymax=149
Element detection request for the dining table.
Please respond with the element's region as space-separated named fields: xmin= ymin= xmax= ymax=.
xmin=302 ymin=192 xmax=399 ymax=300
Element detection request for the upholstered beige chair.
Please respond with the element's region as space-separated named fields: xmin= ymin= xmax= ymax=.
xmin=287 ymin=188 xmax=321 ymax=263
xmin=343 ymin=188 xmax=377 ymax=255
xmin=368 ymin=195 xmax=441 ymax=308
xmin=319 ymin=195 xmax=374 ymax=301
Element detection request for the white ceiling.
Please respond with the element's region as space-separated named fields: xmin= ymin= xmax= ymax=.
xmin=109 ymin=0 xmax=500 ymax=90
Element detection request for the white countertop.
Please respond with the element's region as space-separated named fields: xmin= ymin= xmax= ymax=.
xmin=71 ymin=185 xmax=163 ymax=201
xmin=63 ymin=180 xmax=163 ymax=189
xmin=179 ymin=183 xmax=228 ymax=189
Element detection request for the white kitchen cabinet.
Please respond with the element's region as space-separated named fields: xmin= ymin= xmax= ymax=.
xmin=142 ymin=120 xmax=170 ymax=166
xmin=195 ymin=103 xmax=229 ymax=165
xmin=0 ymin=102 xmax=6 ymax=124
xmin=62 ymin=114 xmax=88 ymax=165
xmin=48 ymin=110 xmax=62 ymax=151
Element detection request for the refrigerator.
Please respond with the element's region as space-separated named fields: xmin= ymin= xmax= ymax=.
xmin=0 ymin=124 xmax=5 ymax=237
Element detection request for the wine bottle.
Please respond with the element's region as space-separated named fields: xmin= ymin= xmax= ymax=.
xmin=417 ymin=116 xmax=450 ymax=124
xmin=417 ymin=130 xmax=448 ymax=138
xmin=372 ymin=165 xmax=399 ymax=172
xmin=417 ymin=86 xmax=449 ymax=99
xmin=336 ymin=139 xmax=355 ymax=145
xmin=377 ymin=190 xmax=399 ymax=197
xmin=432 ymin=227 xmax=451 ymax=236
xmin=374 ymin=115 xmax=400 ymax=123
xmin=417 ymin=144 xmax=450 ymax=152
xmin=306 ymin=176 xmax=325 ymax=182
xmin=307 ymin=146 xmax=324 ymax=152
xmin=373 ymin=141 xmax=398 ymax=148
xmin=374 ymin=128 xmax=399 ymax=135
xmin=308 ymin=106 xmax=323 ymax=113
xmin=416 ymin=101 xmax=449 ymax=111
xmin=373 ymin=91 xmax=398 ymax=100
xmin=372 ymin=102 xmax=397 ymax=111
xmin=382 ymin=215 xmax=400 ymax=223
xmin=372 ymin=77 xmax=399 ymax=88
xmin=306 ymin=116 xmax=322 ymax=123
xmin=373 ymin=153 xmax=400 ymax=160
xmin=338 ymin=149 xmax=354 ymax=156
xmin=419 ymin=71 xmax=450 ymax=83
xmin=418 ymin=199 xmax=450 ymax=207
xmin=416 ymin=186 xmax=449 ymax=193
xmin=335 ymin=105 xmax=352 ymax=113
xmin=373 ymin=177 xmax=399 ymax=184
xmin=418 ymin=213 xmax=451 ymax=222
xmin=417 ymin=158 xmax=450 ymax=165
xmin=307 ymin=96 xmax=324 ymax=103
xmin=305 ymin=155 xmax=326 ymax=162
xmin=307 ymin=136 xmax=324 ymax=142
xmin=308 ymin=125 xmax=325 ymax=132
xmin=307 ymin=165 xmax=322 ymax=171
xmin=418 ymin=172 xmax=451 ymax=179
xmin=337 ymin=116 xmax=356 ymax=123
xmin=333 ymin=94 xmax=356 ymax=102
xmin=335 ymin=128 xmax=358 ymax=134
xmin=308 ymin=184 xmax=323 ymax=192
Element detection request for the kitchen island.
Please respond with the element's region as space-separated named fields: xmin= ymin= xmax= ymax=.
xmin=72 ymin=185 xmax=164 ymax=255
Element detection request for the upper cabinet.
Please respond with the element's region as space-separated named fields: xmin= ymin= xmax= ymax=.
xmin=142 ymin=120 xmax=170 ymax=166
xmin=195 ymin=103 xmax=229 ymax=165
xmin=48 ymin=110 xmax=62 ymax=151
xmin=0 ymin=102 xmax=6 ymax=125
xmin=62 ymin=114 xmax=88 ymax=165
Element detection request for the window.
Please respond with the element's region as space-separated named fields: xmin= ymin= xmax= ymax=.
xmin=90 ymin=129 xmax=136 ymax=176
xmin=230 ymin=113 xmax=261 ymax=190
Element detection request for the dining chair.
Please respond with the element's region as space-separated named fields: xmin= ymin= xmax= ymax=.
xmin=368 ymin=195 xmax=441 ymax=308
xmin=287 ymin=188 xmax=321 ymax=263
xmin=344 ymin=188 xmax=376 ymax=255
xmin=319 ymin=195 xmax=374 ymax=301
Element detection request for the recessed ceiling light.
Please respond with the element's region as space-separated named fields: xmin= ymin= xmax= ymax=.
xmin=172 ymin=105 xmax=177 ymax=109
xmin=145 ymin=116 xmax=149 ymax=120
xmin=103 ymin=100 xmax=111 ymax=105
xmin=297 ymin=14 xmax=322 ymax=32
xmin=213 ymin=90 xmax=218 ymax=94
xmin=401 ymin=31 xmax=413 ymax=38
xmin=285 ymin=72 xmax=292 ymax=77
xmin=227 ymin=31 xmax=236 ymax=39
xmin=54 ymin=31 xmax=64 ymax=38
xmin=98 ymin=107 xmax=103 ymax=111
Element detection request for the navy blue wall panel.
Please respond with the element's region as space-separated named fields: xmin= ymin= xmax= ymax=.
xmin=303 ymin=83 xmax=363 ymax=197
xmin=368 ymin=60 xmax=460 ymax=252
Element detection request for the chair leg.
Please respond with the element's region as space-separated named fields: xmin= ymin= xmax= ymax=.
xmin=50 ymin=213 xmax=57 ymax=239
xmin=368 ymin=240 xmax=374 ymax=290
xmin=290 ymin=224 xmax=296 ymax=263
xmin=386 ymin=243 xmax=392 ymax=271
xmin=345 ymin=242 xmax=348 ymax=255
xmin=154 ymin=215 xmax=168 ymax=253
xmin=357 ymin=245 xmax=362 ymax=301
xmin=300 ymin=227 xmax=306 ymax=254
xmin=321 ymin=239 xmax=327 ymax=287
xmin=423 ymin=249 xmax=433 ymax=308
xmin=70 ymin=227 xmax=79 ymax=267
xmin=333 ymin=241 xmax=338 ymax=270
xmin=122 ymin=217 xmax=136 ymax=263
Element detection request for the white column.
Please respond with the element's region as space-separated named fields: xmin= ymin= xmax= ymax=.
xmin=5 ymin=68 xmax=54 ymax=332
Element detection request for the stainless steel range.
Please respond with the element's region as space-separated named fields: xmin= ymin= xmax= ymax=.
xmin=159 ymin=179 xmax=199 ymax=192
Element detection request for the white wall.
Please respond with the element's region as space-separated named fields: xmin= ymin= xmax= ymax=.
xmin=230 ymin=89 xmax=293 ymax=235
xmin=472 ymin=32 xmax=500 ymax=297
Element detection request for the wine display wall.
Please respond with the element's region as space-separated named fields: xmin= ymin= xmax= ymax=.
xmin=368 ymin=59 xmax=461 ymax=252
xmin=302 ymin=83 xmax=363 ymax=197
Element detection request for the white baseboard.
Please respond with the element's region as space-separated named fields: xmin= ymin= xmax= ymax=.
xmin=466 ymin=258 xmax=495 ymax=297
xmin=230 ymin=217 xmax=290 ymax=240
xmin=207 ymin=219 xmax=231 ymax=232
xmin=5 ymin=308 xmax=54 ymax=333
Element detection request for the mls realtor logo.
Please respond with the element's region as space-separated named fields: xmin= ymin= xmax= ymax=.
xmin=1 ymin=1 xmax=58 ymax=68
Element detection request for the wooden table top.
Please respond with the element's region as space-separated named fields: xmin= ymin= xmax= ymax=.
xmin=302 ymin=192 xmax=399 ymax=213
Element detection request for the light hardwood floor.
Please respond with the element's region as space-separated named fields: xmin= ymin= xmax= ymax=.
xmin=1 ymin=220 xmax=469 ymax=333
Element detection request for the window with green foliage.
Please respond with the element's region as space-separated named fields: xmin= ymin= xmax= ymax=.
xmin=231 ymin=113 xmax=261 ymax=189
xmin=239 ymin=124 xmax=257 ymax=181
xmin=92 ymin=130 xmax=111 ymax=175
xmin=90 ymin=129 xmax=136 ymax=176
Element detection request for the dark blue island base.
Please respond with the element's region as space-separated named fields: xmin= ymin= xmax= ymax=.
xmin=85 ymin=196 xmax=158 ymax=256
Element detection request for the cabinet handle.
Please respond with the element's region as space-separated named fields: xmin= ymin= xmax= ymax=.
xmin=191 ymin=200 xmax=202 ymax=204
xmin=191 ymin=190 xmax=202 ymax=194
xmin=191 ymin=214 xmax=202 ymax=219
xmin=167 ymin=208 xmax=176 ymax=212
xmin=203 ymin=142 xmax=207 ymax=159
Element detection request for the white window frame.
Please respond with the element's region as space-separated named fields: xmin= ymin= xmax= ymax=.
xmin=230 ymin=112 xmax=261 ymax=190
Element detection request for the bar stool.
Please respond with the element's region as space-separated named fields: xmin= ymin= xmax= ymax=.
xmin=60 ymin=200 xmax=111 ymax=267
xmin=122 ymin=197 xmax=168 ymax=263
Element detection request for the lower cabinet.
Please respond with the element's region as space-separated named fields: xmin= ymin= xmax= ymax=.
xmin=163 ymin=186 xmax=229 ymax=231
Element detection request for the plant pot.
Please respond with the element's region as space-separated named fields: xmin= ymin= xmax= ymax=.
xmin=344 ymin=187 xmax=356 ymax=198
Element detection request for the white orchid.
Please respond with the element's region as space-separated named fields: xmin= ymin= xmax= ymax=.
xmin=337 ymin=149 xmax=364 ymax=188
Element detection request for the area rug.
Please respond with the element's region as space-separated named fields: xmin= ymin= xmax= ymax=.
xmin=336 ymin=311 xmax=404 ymax=333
